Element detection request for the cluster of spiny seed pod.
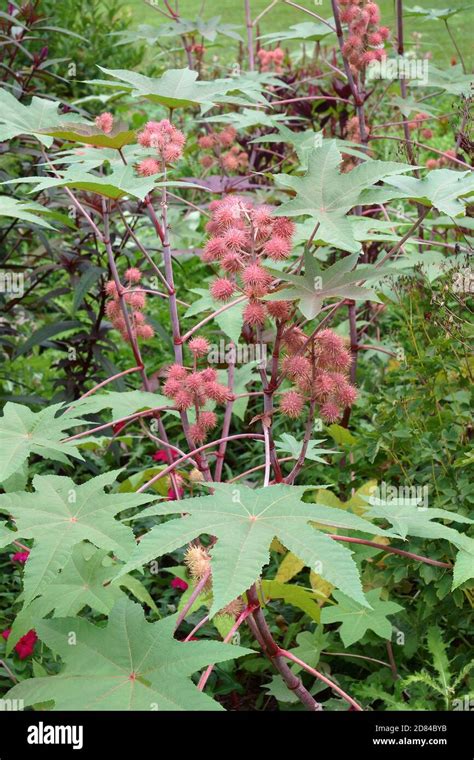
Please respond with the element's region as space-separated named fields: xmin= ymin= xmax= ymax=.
xmin=203 ymin=195 xmax=295 ymax=328
xmin=339 ymin=0 xmax=390 ymax=72
xmin=198 ymin=126 xmax=249 ymax=173
xmin=278 ymin=327 xmax=358 ymax=423
xmin=136 ymin=119 xmax=186 ymax=175
xmin=105 ymin=268 xmax=154 ymax=342
xmin=162 ymin=336 xmax=232 ymax=445
xmin=184 ymin=544 xmax=244 ymax=619
xmin=257 ymin=46 xmax=284 ymax=73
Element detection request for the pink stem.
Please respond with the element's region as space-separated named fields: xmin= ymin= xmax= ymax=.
xmin=198 ymin=605 xmax=254 ymax=690
xmin=329 ymin=535 xmax=451 ymax=569
xmin=64 ymin=365 xmax=143 ymax=412
xmin=280 ymin=649 xmax=363 ymax=711
xmin=174 ymin=570 xmax=211 ymax=630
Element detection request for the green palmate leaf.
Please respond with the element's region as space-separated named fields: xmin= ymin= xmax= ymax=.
xmin=0 ymin=402 xmax=84 ymax=482
xmin=405 ymin=5 xmax=469 ymax=21
xmin=0 ymin=195 xmax=55 ymax=229
xmin=0 ymin=522 xmax=15 ymax=548
xmin=275 ymin=433 xmax=338 ymax=463
xmin=119 ymin=17 xmax=244 ymax=43
xmin=93 ymin=67 xmax=252 ymax=113
xmin=71 ymin=390 xmax=172 ymax=421
xmin=258 ymin=21 xmax=334 ymax=44
xmin=0 ymin=470 xmax=156 ymax=605
xmin=40 ymin=120 xmax=136 ymax=149
xmin=320 ymin=588 xmax=403 ymax=647
xmin=423 ymin=64 xmax=474 ymax=96
xmin=6 ymin=544 xmax=159 ymax=650
xmin=116 ymin=483 xmax=396 ymax=614
xmin=274 ymin=141 xmax=413 ymax=252
xmin=0 ymin=90 xmax=89 ymax=147
xmin=4 ymin=598 xmax=251 ymax=710
xmin=266 ymin=250 xmax=392 ymax=319
xmin=371 ymin=170 xmax=474 ymax=218
xmin=8 ymin=165 xmax=159 ymax=202
xmin=289 ymin=627 xmax=329 ymax=673
xmin=365 ymin=499 xmax=474 ymax=587
xmin=452 ymin=549 xmax=474 ymax=589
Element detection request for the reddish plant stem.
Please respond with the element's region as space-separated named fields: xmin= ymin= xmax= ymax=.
xmin=369 ymin=135 xmax=472 ymax=170
xmin=244 ymin=0 xmax=255 ymax=70
xmin=328 ymin=535 xmax=451 ymax=568
xmin=63 ymin=406 xmax=172 ymax=442
xmin=246 ymin=585 xmax=322 ymax=710
xmin=214 ymin=348 xmax=235 ymax=482
xmin=174 ymin=570 xmax=211 ymax=630
xmin=137 ymin=433 xmax=266 ymax=493
xmin=180 ymin=296 xmax=247 ymax=343
xmin=280 ymin=649 xmax=363 ymax=711
xmin=198 ymin=604 xmax=255 ymax=690
xmin=183 ymin=614 xmax=210 ymax=641
xmin=330 ymin=0 xmax=368 ymax=149
xmin=64 ymin=365 xmax=143 ymax=412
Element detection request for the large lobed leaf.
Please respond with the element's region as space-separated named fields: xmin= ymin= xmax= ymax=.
xmin=116 ymin=483 xmax=399 ymax=614
xmin=4 ymin=598 xmax=252 ymax=710
xmin=0 ymin=470 xmax=156 ymax=605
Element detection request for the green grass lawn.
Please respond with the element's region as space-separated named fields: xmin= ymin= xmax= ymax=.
xmin=121 ymin=0 xmax=472 ymax=67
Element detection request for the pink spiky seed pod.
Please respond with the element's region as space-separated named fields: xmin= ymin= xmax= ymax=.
xmin=368 ymin=31 xmax=383 ymax=46
xmin=205 ymin=382 xmax=231 ymax=404
xmin=189 ymin=422 xmax=208 ymax=445
xmin=343 ymin=36 xmax=363 ymax=56
xmin=163 ymin=377 xmax=182 ymax=398
xmin=222 ymin=227 xmax=248 ymax=251
xmin=218 ymin=126 xmax=237 ymax=147
xmin=137 ymin=324 xmax=154 ymax=340
xmin=125 ymin=291 xmax=146 ymax=310
xmin=426 ymin=158 xmax=438 ymax=170
xmin=365 ymin=1 xmax=381 ymax=25
xmin=167 ymin=363 xmax=188 ymax=382
xmin=242 ymin=263 xmax=272 ymax=288
xmin=263 ymin=236 xmax=292 ymax=260
xmin=282 ymin=326 xmax=307 ymax=354
xmin=320 ymin=400 xmax=342 ymax=423
xmin=174 ymin=389 xmax=193 ymax=411
xmin=198 ymin=134 xmax=216 ymax=149
xmin=210 ymin=278 xmax=236 ymax=302
xmin=314 ymin=371 xmax=337 ymax=397
xmin=221 ymin=152 xmax=240 ymax=172
xmin=221 ymin=252 xmax=243 ymax=274
xmin=271 ymin=217 xmax=295 ymax=240
xmin=279 ymin=390 xmax=304 ymax=419
xmin=361 ymin=49 xmax=378 ymax=65
xmin=188 ymin=336 xmax=210 ymax=357
xmin=199 ymin=410 xmax=218 ymax=430
xmin=105 ymin=300 xmax=120 ymax=319
xmin=243 ymin=300 xmax=266 ymax=326
xmin=133 ymin=311 xmax=146 ymax=324
xmin=421 ymin=128 xmax=433 ymax=140
xmin=200 ymin=367 xmax=217 ymax=383
xmin=335 ymin=381 xmax=358 ymax=407
xmin=162 ymin=142 xmax=184 ymax=163
xmin=316 ymin=329 xmax=345 ymax=354
xmin=202 ymin=237 xmax=227 ymax=262
xmin=105 ymin=280 xmax=119 ymax=298
xmin=95 ymin=112 xmax=114 ymax=134
xmin=251 ymin=204 xmax=273 ymax=229
xmin=378 ymin=26 xmax=390 ymax=40
xmin=340 ymin=5 xmax=361 ymax=23
xmin=125 ymin=267 xmax=142 ymax=283
xmin=200 ymin=155 xmax=215 ymax=169
xmin=185 ymin=372 xmax=205 ymax=394
xmin=137 ymin=158 xmax=160 ymax=177
xmin=373 ymin=48 xmax=386 ymax=62
xmin=282 ymin=354 xmax=311 ymax=380
xmin=266 ymin=300 xmax=292 ymax=321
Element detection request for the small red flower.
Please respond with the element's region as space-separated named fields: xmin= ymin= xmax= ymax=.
xmin=12 ymin=551 xmax=29 ymax=564
xmin=2 ymin=629 xmax=38 ymax=659
xmin=171 ymin=577 xmax=188 ymax=591
xmin=152 ymin=448 xmax=179 ymax=463
xmin=112 ymin=421 xmax=126 ymax=435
